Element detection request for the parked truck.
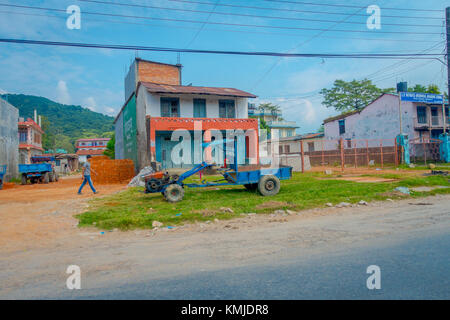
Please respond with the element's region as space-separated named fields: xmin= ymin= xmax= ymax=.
xmin=19 ymin=156 xmax=59 ymax=185
xmin=0 ymin=165 xmax=6 ymax=190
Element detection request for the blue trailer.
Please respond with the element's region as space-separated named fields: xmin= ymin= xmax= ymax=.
xmin=19 ymin=156 xmax=59 ymax=185
xmin=144 ymin=139 xmax=292 ymax=202
xmin=0 ymin=165 xmax=6 ymax=190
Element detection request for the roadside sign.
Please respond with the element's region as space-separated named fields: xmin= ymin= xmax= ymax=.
xmin=399 ymin=92 xmax=444 ymax=104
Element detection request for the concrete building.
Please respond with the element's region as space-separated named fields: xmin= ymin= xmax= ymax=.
xmin=75 ymin=138 xmax=110 ymax=163
xmin=0 ymin=97 xmax=19 ymax=180
xmin=249 ymin=104 xmax=298 ymax=138
xmin=323 ymin=93 xmax=449 ymax=144
xmin=18 ymin=117 xmax=44 ymax=164
xmin=115 ymin=58 xmax=259 ymax=171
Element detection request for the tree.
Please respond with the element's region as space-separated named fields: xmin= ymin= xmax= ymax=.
xmin=258 ymin=103 xmax=281 ymax=114
xmin=408 ymin=84 xmax=441 ymax=94
xmin=103 ymin=134 xmax=115 ymax=159
xmin=320 ymin=79 xmax=390 ymax=113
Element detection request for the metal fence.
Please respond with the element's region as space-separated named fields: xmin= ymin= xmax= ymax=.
xmin=278 ymin=138 xmax=400 ymax=172
xmin=409 ymin=138 xmax=442 ymax=164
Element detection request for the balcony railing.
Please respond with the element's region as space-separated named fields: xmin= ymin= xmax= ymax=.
xmin=414 ymin=116 xmax=449 ymax=129
xmin=267 ymin=120 xmax=299 ymax=128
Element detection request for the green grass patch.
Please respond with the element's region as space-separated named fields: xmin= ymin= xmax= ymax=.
xmin=76 ymin=172 xmax=450 ymax=231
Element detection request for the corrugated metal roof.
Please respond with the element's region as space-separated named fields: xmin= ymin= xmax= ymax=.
xmin=141 ymin=82 xmax=257 ymax=98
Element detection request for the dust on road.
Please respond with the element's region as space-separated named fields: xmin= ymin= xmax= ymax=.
xmin=0 ymin=176 xmax=126 ymax=253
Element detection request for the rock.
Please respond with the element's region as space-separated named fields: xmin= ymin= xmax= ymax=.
xmin=286 ymin=210 xmax=296 ymax=215
xmin=369 ymin=160 xmax=375 ymax=166
xmin=325 ymin=203 xmax=333 ymax=207
xmin=274 ymin=209 xmax=286 ymax=215
xmin=336 ymin=202 xmax=351 ymax=208
xmin=395 ymin=186 xmax=410 ymax=195
xmin=428 ymin=163 xmax=436 ymax=169
xmin=386 ymin=198 xmax=394 ymax=202
xmin=205 ymin=221 xmax=211 ymax=224
xmin=409 ymin=164 xmax=415 ymax=168
xmin=152 ymin=221 xmax=163 ymax=228
xmin=220 ymin=207 xmax=234 ymax=213
xmin=358 ymin=200 xmax=368 ymax=206
xmin=214 ymin=218 xmax=219 ymax=223
xmin=325 ymin=170 xmax=333 ymax=175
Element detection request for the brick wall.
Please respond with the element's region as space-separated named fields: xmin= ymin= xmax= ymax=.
xmin=138 ymin=61 xmax=180 ymax=85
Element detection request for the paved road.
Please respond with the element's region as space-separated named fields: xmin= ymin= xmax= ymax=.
xmin=2 ymin=194 xmax=449 ymax=300
xmin=59 ymin=228 xmax=449 ymax=299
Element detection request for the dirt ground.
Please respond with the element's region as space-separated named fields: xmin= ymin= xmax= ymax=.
xmin=0 ymin=176 xmax=126 ymax=253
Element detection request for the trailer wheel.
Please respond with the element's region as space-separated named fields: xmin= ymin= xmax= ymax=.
xmin=43 ymin=172 xmax=50 ymax=184
xmin=21 ymin=174 xmax=27 ymax=185
xmin=244 ymin=183 xmax=258 ymax=191
xmin=164 ymin=184 xmax=184 ymax=203
xmin=146 ymin=179 xmax=162 ymax=193
xmin=258 ymin=175 xmax=280 ymax=196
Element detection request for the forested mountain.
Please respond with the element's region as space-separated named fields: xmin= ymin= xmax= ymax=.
xmin=1 ymin=94 xmax=114 ymax=153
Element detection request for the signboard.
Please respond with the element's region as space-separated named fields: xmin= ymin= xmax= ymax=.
xmin=123 ymin=95 xmax=138 ymax=169
xmin=400 ymin=92 xmax=444 ymax=104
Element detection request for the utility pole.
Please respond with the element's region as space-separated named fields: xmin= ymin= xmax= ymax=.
xmin=446 ymin=7 xmax=449 ymax=135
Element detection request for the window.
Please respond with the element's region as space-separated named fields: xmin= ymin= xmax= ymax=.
xmin=19 ymin=130 xmax=27 ymax=142
xmin=338 ymin=119 xmax=346 ymax=135
xmin=431 ymin=107 xmax=439 ymax=125
xmin=308 ymin=142 xmax=315 ymax=152
xmin=346 ymin=139 xmax=352 ymax=148
xmin=55 ymin=160 xmax=61 ymax=166
xmin=417 ymin=106 xmax=427 ymax=124
xmin=279 ymin=146 xmax=283 ymax=154
xmin=193 ymin=99 xmax=206 ymax=118
xmin=219 ymin=100 xmax=235 ymax=118
xmin=161 ymin=97 xmax=180 ymax=117
xmin=285 ymin=145 xmax=290 ymax=154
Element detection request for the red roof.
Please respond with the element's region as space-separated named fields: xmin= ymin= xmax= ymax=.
xmin=140 ymin=82 xmax=257 ymax=98
xmin=19 ymin=144 xmax=44 ymax=151
xmin=18 ymin=118 xmax=44 ymax=133
xmin=76 ymin=149 xmax=105 ymax=156
xmin=76 ymin=138 xmax=110 ymax=142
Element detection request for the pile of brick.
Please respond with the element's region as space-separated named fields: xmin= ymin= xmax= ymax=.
xmin=90 ymin=158 xmax=135 ymax=184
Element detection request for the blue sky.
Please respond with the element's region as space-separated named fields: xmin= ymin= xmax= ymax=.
xmin=0 ymin=0 xmax=448 ymax=133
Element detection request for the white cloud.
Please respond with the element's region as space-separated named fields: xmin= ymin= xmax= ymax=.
xmin=0 ymin=88 xmax=7 ymax=94
xmin=56 ymin=80 xmax=71 ymax=105
xmin=104 ymin=107 xmax=116 ymax=115
xmin=83 ymin=97 xmax=97 ymax=111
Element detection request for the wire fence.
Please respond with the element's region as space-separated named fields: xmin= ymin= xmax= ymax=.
xmin=277 ymin=138 xmax=400 ymax=172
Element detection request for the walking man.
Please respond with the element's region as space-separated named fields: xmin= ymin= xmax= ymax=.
xmin=78 ymin=155 xmax=98 ymax=194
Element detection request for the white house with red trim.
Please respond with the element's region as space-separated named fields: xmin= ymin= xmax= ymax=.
xmin=18 ymin=118 xmax=44 ymax=164
xmin=75 ymin=138 xmax=110 ymax=162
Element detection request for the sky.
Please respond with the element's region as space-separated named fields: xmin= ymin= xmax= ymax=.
xmin=0 ymin=0 xmax=448 ymax=134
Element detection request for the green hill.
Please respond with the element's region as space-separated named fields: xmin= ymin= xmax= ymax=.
xmin=1 ymin=94 xmax=114 ymax=153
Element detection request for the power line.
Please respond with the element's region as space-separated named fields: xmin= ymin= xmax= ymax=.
xmin=76 ymin=0 xmax=443 ymax=28
xmin=0 ymin=9 xmax=440 ymax=44
xmin=0 ymin=38 xmax=445 ymax=59
xmin=251 ymin=3 xmax=370 ymax=90
xmin=185 ymin=0 xmax=220 ymax=48
xmin=365 ymin=41 xmax=446 ymax=80
xmin=0 ymin=3 xmax=443 ymax=35
xmin=164 ymin=0 xmax=445 ymax=20
xmin=262 ymin=0 xmax=443 ymax=12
